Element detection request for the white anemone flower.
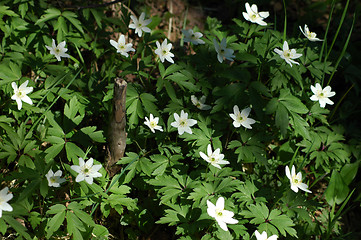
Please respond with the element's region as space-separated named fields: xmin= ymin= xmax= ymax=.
xmin=274 ymin=41 xmax=302 ymax=67
xmin=154 ymin=39 xmax=174 ymax=63
xmin=182 ymin=29 xmax=205 ymax=45
xmin=213 ymin=38 xmax=235 ymax=63
xmin=285 ymin=165 xmax=311 ymax=193
xmin=45 ymin=39 xmax=70 ymax=61
xmin=0 ymin=187 xmax=13 ymax=218
xmin=129 ymin=12 xmax=152 ymax=37
xmin=45 ymin=169 xmax=66 ymax=187
xmin=71 ymin=158 xmax=102 ymax=185
xmin=170 ymin=110 xmax=197 ymax=135
xmin=229 ymin=106 xmax=256 ymax=129
xmin=110 ymin=34 xmax=135 ymax=57
xmin=207 ymin=197 xmax=238 ymax=231
xmin=299 ymin=25 xmax=323 ymax=42
xmin=200 ymin=144 xmax=229 ymax=169
xmin=310 ymin=83 xmax=335 ymax=108
xmin=144 ymin=114 xmax=163 ymax=133
xmin=191 ymin=95 xmax=211 ymax=110
xmin=255 ymin=230 xmax=278 ymax=240
xmin=11 ymin=80 xmax=33 ymax=110
xmin=242 ymin=2 xmax=269 ymax=26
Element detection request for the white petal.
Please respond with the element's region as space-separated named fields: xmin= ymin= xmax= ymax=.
xmin=54 ymin=170 xmax=63 ymax=177
xmin=283 ymin=41 xmax=289 ymax=51
xmin=233 ymin=121 xmax=241 ymax=128
xmin=259 ymin=11 xmax=269 ymax=18
xmin=1 ymin=202 xmax=13 ymax=212
xmin=242 ymin=12 xmax=250 ymax=21
xmin=274 ymin=48 xmax=283 ymax=55
xmin=86 ymin=158 xmax=94 ymax=167
xmin=187 ymin=119 xmax=197 ymax=127
xmin=250 ymin=4 xmax=258 ymax=13
xmin=21 ymin=95 xmax=33 ymax=105
xmin=291 ymin=165 xmax=296 ymax=176
xmin=217 ymin=220 xmax=228 ymax=231
xmin=75 ymin=173 xmax=85 ymax=182
xmin=85 ymin=176 xmax=94 ymax=185
xmin=241 ymin=107 xmax=251 ymax=117
xmin=110 ymin=39 xmax=118 ymax=49
xmin=285 ymin=166 xmax=291 ymax=180
xmin=16 ymin=99 xmax=23 ymax=110
xmin=216 ymin=197 xmax=225 ymax=209
xmin=207 ymin=144 xmax=213 ymax=156
xmin=291 ymin=184 xmax=299 ymax=193
xmin=268 ymin=235 xmax=278 ymax=240
xmin=200 ymin=151 xmax=209 ymax=161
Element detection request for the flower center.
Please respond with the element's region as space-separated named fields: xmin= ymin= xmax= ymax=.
xmin=55 ymin=48 xmax=60 ymax=53
xmin=150 ymin=121 xmax=157 ymax=128
xmin=292 ymin=176 xmax=301 ymax=184
xmin=16 ymin=91 xmax=24 ymax=98
xmin=210 ymin=157 xmax=216 ymax=163
xmin=237 ymin=114 xmax=244 ymax=122
xmin=285 ymin=51 xmax=291 ymax=58
xmin=82 ymin=167 xmax=90 ymax=175
xmin=162 ymin=49 xmax=167 ymax=54
xmin=119 ymin=44 xmax=125 ymax=49
xmin=216 ymin=210 xmax=223 ymax=217
xmin=251 ymin=14 xmax=257 ymax=20
xmin=50 ymin=176 xmax=57 ymax=183
xmin=179 ymin=120 xmax=187 ymax=127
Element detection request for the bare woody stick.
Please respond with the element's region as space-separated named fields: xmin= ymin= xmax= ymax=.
xmin=106 ymin=78 xmax=127 ymax=177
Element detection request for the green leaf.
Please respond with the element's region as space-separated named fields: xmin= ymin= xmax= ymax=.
xmin=241 ymin=203 xmax=269 ymax=224
xmin=64 ymin=97 xmax=84 ymax=126
xmin=290 ymin=112 xmax=310 ymax=139
xmin=65 ymin=142 xmax=85 ymax=162
xmin=150 ymin=154 xmax=169 ymax=176
xmin=340 ymin=162 xmax=359 ymax=185
xmin=35 ymin=8 xmax=61 ymax=25
xmin=40 ymin=178 xmax=49 ymax=198
xmin=45 ymin=143 xmax=64 ymax=160
xmin=325 ymin=170 xmax=349 ymax=205
xmin=163 ymin=63 xmax=184 ymax=78
xmin=80 ymin=126 xmax=106 ymax=143
xmin=0 ymin=61 xmax=22 ymax=85
xmin=46 ymin=210 xmax=66 ymax=238
xmin=275 ymin=103 xmax=288 ymax=137
xmin=47 ymin=204 xmax=66 ymax=214
xmin=67 ymin=211 xmax=85 ymax=239
xmin=0 ymin=6 xmax=19 ymax=17
xmin=166 ymin=71 xmax=198 ymax=92
xmin=140 ymin=93 xmax=158 ymax=114
xmin=0 ymin=218 xmax=7 ymax=235
xmin=3 ymin=216 xmax=31 ymax=239
xmin=72 ymin=209 xmax=95 ymax=227
xmin=279 ymin=89 xmax=308 ymax=114
xmin=62 ymin=11 xmax=84 ymax=33
xmin=91 ymin=224 xmax=109 ymax=240
xmin=18 ymin=179 xmax=41 ymax=200
xmin=269 ymin=209 xmax=297 ymax=237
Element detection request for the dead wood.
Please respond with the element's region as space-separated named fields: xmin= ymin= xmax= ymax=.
xmin=106 ymin=78 xmax=127 ymax=177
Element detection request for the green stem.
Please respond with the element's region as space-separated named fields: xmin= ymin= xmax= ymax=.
xmin=282 ymin=0 xmax=287 ymax=43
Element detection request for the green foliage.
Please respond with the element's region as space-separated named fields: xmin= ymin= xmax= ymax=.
xmin=0 ymin=0 xmax=359 ymax=239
